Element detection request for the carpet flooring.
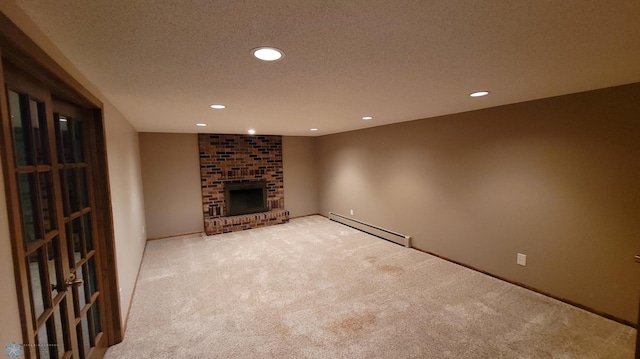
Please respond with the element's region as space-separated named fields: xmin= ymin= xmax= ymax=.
xmin=105 ymin=215 xmax=637 ymax=358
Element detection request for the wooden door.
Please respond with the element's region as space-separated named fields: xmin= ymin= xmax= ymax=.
xmin=1 ymin=64 xmax=107 ymax=358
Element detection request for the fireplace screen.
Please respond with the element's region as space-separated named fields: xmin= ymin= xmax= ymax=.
xmin=224 ymin=180 xmax=268 ymax=216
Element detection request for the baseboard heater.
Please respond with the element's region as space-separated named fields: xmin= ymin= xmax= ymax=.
xmin=328 ymin=212 xmax=411 ymax=248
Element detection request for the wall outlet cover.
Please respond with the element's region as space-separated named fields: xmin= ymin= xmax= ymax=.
xmin=517 ymin=253 xmax=527 ymax=266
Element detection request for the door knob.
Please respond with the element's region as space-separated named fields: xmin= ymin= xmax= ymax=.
xmin=64 ymin=273 xmax=84 ymax=289
xmin=635 ymin=255 xmax=640 ymax=263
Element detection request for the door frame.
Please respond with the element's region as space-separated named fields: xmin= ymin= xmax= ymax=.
xmin=636 ymin=296 xmax=639 ymax=359
xmin=0 ymin=10 xmax=123 ymax=352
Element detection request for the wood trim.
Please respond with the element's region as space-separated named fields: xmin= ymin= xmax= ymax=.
xmin=146 ymin=231 xmax=204 ymax=241
xmin=48 ymin=98 xmax=82 ymax=359
xmin=122 ymin=241 xmax=147 ymax=334
xmin=0 ymin=48 xmax=37 ymax=359
xmin=0 ymin=8 xmax=123 ymax=350
xmin=636 ymin=298 xmax=640 ymax=359
xmin=0 ymin=12 xmax=101 ymax=108
xmin=411 ymin=247 xmax=636 ymax=328
xmin=87 ymin=108 xmax=123 ymax=344
xmin=287 ymin=213 xmax=322 ymax=220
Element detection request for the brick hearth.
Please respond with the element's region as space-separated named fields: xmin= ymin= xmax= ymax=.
xmin=199 ymin=134 xmax=289 ymax=235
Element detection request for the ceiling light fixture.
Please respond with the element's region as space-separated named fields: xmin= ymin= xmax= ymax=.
xmin=362 ymin=116 xmax=373 ymax=120
xmin=252 ymin=47 xmax=284 ymax=61
xmin=210 ymin=104 xmax=226 ymax=109
xmin=470 ymin=91 xmax=490 ymax=97
xmin=310 ymin=128 xmax=318 ymax=132
xmin=248 ymin=129 xmax=256 ymax=135
xmin=196 ymin=123 xmax=207 ymax=127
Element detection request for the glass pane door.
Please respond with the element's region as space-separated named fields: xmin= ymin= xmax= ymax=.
xmin=3 ymin=67 xmax=107 ymax=359
xmin=54 ymin=103 xmax=104 ymax=359
xmin=7 ymin=88 xmax=73 ymax=359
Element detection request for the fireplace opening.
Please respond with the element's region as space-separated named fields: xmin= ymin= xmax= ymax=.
xmin=224 ymin=180 xmax=268 ymax=216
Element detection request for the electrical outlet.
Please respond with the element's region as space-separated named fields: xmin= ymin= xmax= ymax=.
xmin=517 ymin=253 xmax=527 ymax=266
xmin=350 ymin=209 xmax=354 ymax=215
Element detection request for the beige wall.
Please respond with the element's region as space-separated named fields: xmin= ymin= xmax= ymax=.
xmin=139 ymin=133 xmax=203 ymax=239
xmin=137 ymin=134 xmax=319 ymax=239
xmin=317 ymin=83 xmax=640 ymax=324
xmin=104 ymin=103 xmax=147 ymax=323
xmin=283 ymin=136 xmax=319 ymax=217
xmin=3 ymin=0 xmax=634 ymax=334
xmin=0 ymin=1 xmax=147 ymax=333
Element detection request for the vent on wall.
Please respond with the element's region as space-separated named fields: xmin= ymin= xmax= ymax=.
xmin=329 ymin=212 xmax=411 ymax=248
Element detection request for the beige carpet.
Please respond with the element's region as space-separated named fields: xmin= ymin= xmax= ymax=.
xmin=106 ymin=215 xmax=636 ymax=358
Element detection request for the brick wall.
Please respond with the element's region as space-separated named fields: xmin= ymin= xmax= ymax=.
xmin=199 ymin=134 xmax=289 ymax=234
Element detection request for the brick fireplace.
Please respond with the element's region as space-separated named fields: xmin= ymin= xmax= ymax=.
xmin=199 ymin=134 xmax=289 ymax=235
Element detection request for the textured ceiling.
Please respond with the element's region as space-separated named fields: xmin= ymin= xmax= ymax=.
xmin=14 ymin=0 xmax=640 ymax=136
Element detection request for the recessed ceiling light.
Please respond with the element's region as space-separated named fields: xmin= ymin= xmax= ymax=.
xmin=252 ymin=47 xmax=284 ymax=61
xmin=470 ymin=91 xmax=490 ymax=97
xmin=196 ymin=123 xmax=207 ymax=127
xmin=362 ymin=116 xmax=373 ymax=120
xmin=310 ymin=128 xmax=318 ymax=132
xmin=248 ymin=129 xmax=256 ymax=135
xmin=210 ymin=104 xmax=226 ymax=109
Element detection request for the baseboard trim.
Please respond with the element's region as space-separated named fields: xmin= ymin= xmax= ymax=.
xmin=146 ymin=230 xmax=204 ymax=241
xmin=328 ymin=212 xmax=411 ymax=247
xmin=412 ymin=247 xmax=637 ymax=328
xmin=122 ymin=241 xmax=148 ymax=335
xmin=288 ymin=213 xmax=322 ymax=220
